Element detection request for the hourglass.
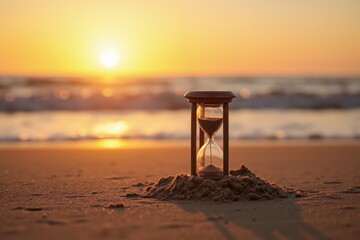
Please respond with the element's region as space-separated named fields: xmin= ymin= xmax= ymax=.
xmin=184 ymin=91 xmax=236 ymax=179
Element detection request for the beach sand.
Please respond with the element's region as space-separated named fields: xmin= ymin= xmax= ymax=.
xmin=0 ymin=141 xmax=359 ymax=239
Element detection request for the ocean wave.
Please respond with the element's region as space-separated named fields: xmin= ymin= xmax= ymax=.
xmin=1 ymin=91 xmax=360 ymax=112
xmin=1 ymin=76 xmax=360 ymax=111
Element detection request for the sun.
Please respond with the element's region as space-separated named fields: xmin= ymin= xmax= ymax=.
xmin=100 ymin=50 xmax=119 ymax=68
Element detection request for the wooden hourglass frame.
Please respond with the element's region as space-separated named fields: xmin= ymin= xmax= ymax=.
xmin=184 ymin=91 xmax=236 ymax=177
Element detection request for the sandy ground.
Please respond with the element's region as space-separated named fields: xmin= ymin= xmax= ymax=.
xmin=0 ymin=141 xmax=359 ymax=240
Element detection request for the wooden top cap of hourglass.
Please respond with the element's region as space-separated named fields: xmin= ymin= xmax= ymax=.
xmin=184 ymin=91 xmax=236 ymax=104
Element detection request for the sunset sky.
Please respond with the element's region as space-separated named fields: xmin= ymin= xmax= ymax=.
xmin=0 ymin=0 xmax=359 ymax=77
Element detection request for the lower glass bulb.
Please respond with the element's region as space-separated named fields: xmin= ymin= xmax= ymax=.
xmin=197 ymin=138 xmax=223 ymax=178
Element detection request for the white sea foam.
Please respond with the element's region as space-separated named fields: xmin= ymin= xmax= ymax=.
xmin=0 ymin=109 xmax=359 ymax=142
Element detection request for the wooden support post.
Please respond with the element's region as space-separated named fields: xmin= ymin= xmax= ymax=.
xmin=191 ymin=103 xmax=197 ymax=176
xmin=223 ymin=103 xmax=229 ymax=176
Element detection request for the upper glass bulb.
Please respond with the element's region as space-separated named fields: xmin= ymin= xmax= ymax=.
xmin=197 ymin=104 xmax=223 ymax=138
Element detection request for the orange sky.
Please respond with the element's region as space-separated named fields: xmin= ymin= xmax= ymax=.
xmin=0 ymin=0 xmax=359 ymax=77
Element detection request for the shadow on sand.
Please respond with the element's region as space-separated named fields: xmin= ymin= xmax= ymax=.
xmin=176 ymin=197 xmax=327 ymax=240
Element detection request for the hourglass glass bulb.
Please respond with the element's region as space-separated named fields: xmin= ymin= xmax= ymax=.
xmin=197 ymin=139 xmax=223 ymax=178
xmin=197 ymin=104 xmax=223 ymax=138
xmin=196 ymin=104 xmax=223 ymax=179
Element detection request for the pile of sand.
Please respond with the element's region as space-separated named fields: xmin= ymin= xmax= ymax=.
xmin=145 ymin=165 xmax=291 ymax=202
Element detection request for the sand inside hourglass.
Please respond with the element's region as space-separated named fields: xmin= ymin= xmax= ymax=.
xmin=198 ymin=118 xmax=223 ymax=138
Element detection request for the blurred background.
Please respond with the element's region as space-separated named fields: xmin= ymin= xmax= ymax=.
xmin=0 ymin=0 xmax=359 ymax=145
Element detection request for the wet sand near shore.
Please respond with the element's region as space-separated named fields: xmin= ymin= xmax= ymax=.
xmin=0 ymin=141 xmax=359 ymax=239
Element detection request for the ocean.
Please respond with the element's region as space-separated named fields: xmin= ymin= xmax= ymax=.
xmin=0 ymin=76 xmax=359 ymax=142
